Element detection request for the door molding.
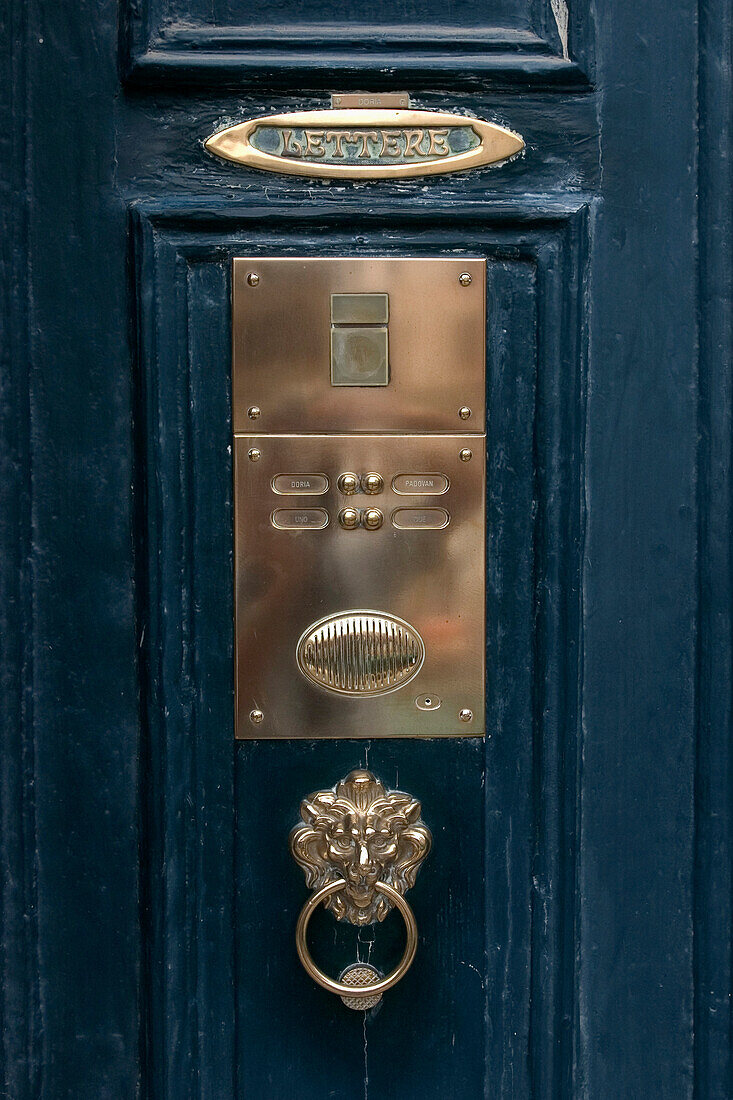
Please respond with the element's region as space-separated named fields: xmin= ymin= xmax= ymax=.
xmin=131 ymin=198 xmax=589 ymax=1097
xmin=121 ymin=0 xmax=594 ymax=89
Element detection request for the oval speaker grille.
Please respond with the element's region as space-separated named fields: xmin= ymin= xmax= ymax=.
xmin=296 ymin=610 xmax=425 ymax=697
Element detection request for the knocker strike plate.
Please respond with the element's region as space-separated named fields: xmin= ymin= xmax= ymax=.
xmin=205 ymin=106 xmax=524 ymax=180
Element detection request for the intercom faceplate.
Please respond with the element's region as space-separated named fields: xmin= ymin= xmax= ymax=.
xmin=235 ymin=433 xmax=485 ymax=738
xmin=233 ymin=257 xmax=486 ymax=739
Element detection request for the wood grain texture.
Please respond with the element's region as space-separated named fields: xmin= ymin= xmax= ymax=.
xmin=121 ymin=0 xmax=594 ymax=89
xmin=694 ymin=0 xmax=733 ymax=1095
xmin=1 ymin=0 xmax=142 ymax=1097
xmin=577 ymin=0 xmax=699 ymax=1096
xmin=132 ymin=208 xmax=587 ymax=1097
xmin=1 ymin=0 xmax=730 ymax=1095
xmin=0 ymin=1 xmax=41 ymax=1096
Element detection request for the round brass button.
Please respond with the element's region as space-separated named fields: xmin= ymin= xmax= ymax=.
xmin=362 ymin=508 xmax=384 ymax=530
xmin=337 ymin=472 xmax=359 ymax=495
xmin=338 ymin=508 xmax=360 ymax=530
xmin=362 ymin=472 xmax=384 ymax=495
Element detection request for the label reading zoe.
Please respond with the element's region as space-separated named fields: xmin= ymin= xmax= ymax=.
xmin=205 ymin=108 xmax=524 ymax=180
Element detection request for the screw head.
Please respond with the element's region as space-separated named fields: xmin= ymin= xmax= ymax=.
xmin=459 ymin=406 xmax=472 ymax=420
xmin=459 ymin=708 xmax=473 ymax=723
xmin=362 ymin=472 xmax=383 ymax=495
xmin=248 ymin=448 xmax=261 ymax=462
xmin=247 ymin=272 xmax=260 ymax=287
xmin=362 ymin=508 xmax=384 ymax=530
xmin=249 ymin=709 xmax=264 ymax=725
xmin=459 ymin=272 xmax=472 ymax=287
xmin=459 ymin=448 xmax=473 ymax=463
xmin=338 ymin=472 xmax=359 ymax=495
xmin=247 ymin=405 xmax=261 ymax=420
xmin=339 ymin=507 xmax=360 ymax=530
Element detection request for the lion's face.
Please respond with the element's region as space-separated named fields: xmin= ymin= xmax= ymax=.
xmin=290 ymin=769 xmax=432 ymax=925
xmin=324 ymin=808 xmax=401 ymax=910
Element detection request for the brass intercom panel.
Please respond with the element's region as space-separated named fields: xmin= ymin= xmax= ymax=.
xmin=233 ymin=257 xmax=485 ymax=739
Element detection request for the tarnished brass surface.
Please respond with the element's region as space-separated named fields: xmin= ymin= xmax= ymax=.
xmin=233 ymin=255 xmax=486 ymax=739
xmin=232 ymin=256 xmax=486 ymax=434
xmin=290 ymin=769 xmax=430 ymax=1001
xmin=206 ymin=107 xmax=523 ymax=179
xmin=338 ymin=964 xmax=383 ymax=1011
xmin=234 ymin=433 xmax=485 ymax=738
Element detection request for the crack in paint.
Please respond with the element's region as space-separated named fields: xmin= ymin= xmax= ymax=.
xmin=363 ymin=1012 xmax=369 ymax=1100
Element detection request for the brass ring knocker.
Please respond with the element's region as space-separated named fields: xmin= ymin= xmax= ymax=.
xmin=295 ymin=878 xmax=418 ymax=998
xmin=290 ymin=769 xmax=431 ymax=1007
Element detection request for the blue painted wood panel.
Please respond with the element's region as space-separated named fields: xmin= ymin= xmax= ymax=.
xmin=1 ymin=0 xmax=731 ymax=1096
xmin=123 ymin=0 xmax=592 ymax=87
xmin=131 ymin=211 xmax=585 ymax=1096
xmin=150 ymin=0 xmax=527 ymax=31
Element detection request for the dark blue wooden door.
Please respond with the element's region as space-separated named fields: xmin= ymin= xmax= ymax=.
xmin=2 ymin=0 xmax=731 ymax=1097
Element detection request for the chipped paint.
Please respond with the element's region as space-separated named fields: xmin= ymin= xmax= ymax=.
xmin=551 ymin=0 xmax=570 ymax=60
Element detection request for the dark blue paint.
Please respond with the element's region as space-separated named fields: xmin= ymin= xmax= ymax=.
xmin=122 ymin=0 xmax=593 ymax=90
xmin=1 ymin=0 xmax=730 ymax=1097
xmin=694 ymin=0 xmax=733 ymax=1097
xmin=134 ymin=212 xmax=584 ymax=1099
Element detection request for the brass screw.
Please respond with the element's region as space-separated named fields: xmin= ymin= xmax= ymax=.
xmin=459 ymin=406 xmax=472 ymax=420
xmin=339 ymin=508 xmax=360 ymax=530
xmin=459 ymin=708 xmax=473 ymax=722
xmin=459 ymin=272 xmax=472 ymax=287
xmin=248 ymin=406 xmax=261 ymax=420
xmin=250 ymin=709 xmax=264 ymax=724
xmin=362 ymin=508 xmax=384 ymax=530
xmin=459 ymin=448 xmax=473 ymax=462
xmin=247 ymin=272 xmax=260 ymax=287
xmin=248 ymin=448 xmax=261 ymax=462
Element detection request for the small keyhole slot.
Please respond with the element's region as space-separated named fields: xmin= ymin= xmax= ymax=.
xmin=416 ymin=694 xmax=441 ymax=711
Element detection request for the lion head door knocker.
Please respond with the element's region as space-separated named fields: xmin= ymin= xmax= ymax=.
xmin=289 ymin=769 xmax=432 ymax=1009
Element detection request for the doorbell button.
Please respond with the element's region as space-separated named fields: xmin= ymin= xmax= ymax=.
xmin=362 ymin=472 xmax=384 ymax=495
xmin=338 ymin=508 xmax=361 ymax=530
xmin=271 ymin=473 xmax=329 ymax=495
xmin=362 ymin=508 xmax=384 ymax=530
xmin=392 ymin=473 xmax=449 ymax=495
xmin=337 ymin=472 xmax=360 ymax=495
xmin=271 ymin=508 xmax=329 ymax=530
xmin=391 ymin=508 xmax=450 ymax=531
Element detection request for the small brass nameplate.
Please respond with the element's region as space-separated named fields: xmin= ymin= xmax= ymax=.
xmin=331 ymin=93 xmax=410 ymax=109
xmin=205 ymin=106 xmax=524 ymax=180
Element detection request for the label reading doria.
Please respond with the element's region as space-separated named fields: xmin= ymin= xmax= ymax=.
xmin=251 ymin=125 xmax=480 ymax=165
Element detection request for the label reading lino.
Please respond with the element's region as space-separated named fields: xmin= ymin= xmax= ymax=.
xmin=205 ymin=107 xmax=524 ymax=180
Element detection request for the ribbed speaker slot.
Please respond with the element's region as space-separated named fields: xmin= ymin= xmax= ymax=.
xmin=297 ymin=611 xmax=425 ymax=697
